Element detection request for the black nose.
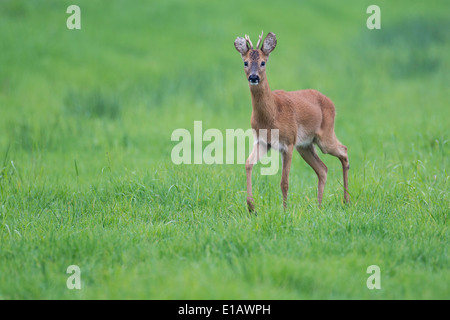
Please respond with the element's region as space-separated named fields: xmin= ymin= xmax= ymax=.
xmin=248 ymin=74 xmax=260 ymax=83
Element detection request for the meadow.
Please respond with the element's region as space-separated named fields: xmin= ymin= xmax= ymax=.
xmin=0 ymin=0 xmax=448 ymax=299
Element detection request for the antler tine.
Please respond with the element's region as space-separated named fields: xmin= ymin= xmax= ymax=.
xmin=244 ymin=34 xmax=253 ymax=49
xmin=256 ymin=30 xmax=264 ymax=49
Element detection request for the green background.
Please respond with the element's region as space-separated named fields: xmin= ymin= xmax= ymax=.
xmin=0 ymin=0 xmax=448 ymax=299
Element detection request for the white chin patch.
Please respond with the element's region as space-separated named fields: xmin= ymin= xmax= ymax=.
xmin=249 ymin=81 xmax=259 ymax=86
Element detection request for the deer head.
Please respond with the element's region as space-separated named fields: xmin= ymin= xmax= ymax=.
xmin=234 ymin=31 xmax=277 ymax=86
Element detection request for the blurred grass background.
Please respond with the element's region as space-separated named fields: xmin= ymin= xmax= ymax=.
xmin=0 ymin=0 xmax=448 ymax=299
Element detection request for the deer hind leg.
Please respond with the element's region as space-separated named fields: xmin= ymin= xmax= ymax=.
xmin=296 ymin=144 xmax=328 ymax=206
xmin=315 ymin=132 xmax=350 ymax=203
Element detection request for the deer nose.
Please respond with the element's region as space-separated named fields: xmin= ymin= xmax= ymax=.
xmin=248 ymin=74 xmax=260 ymax=85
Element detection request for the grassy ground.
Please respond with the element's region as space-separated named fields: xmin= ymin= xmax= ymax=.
xmin=0 ymin=0 xmax=448 ymax=299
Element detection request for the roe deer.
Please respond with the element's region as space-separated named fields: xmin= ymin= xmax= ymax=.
xmin=234 ymin=31 xmax=350 ymax=212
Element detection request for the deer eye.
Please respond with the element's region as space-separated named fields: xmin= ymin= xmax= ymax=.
xmin=261 ymin=61 xmax=266 ymax=66
xmin=244 ymin=61 xmax=248 ymax=67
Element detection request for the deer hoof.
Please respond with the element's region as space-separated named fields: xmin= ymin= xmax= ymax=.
xmin=247 ymin=197 xmax=255 ymax=213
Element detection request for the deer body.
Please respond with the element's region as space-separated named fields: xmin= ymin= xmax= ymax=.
xmin=235 ymin=32 xmax=349 ymax=212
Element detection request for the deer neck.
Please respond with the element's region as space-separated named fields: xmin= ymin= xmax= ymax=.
xmin=249 ymin=77 xmax=275 ymax=125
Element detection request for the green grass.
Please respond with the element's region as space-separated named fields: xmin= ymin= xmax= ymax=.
xmin=0 ymin=0 xmax=448 ymax=299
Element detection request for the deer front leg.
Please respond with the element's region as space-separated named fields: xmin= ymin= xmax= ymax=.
xmin=280 ymin=144 xmax=294 ymax=209
xmin=245 ymin=142 xmax=269 ymax=213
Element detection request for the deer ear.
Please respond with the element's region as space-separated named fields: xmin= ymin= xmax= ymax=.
xmin=261 ymin=32 xmax=277 ymax=55
xmin=234 ymin=37 xmax=249 ymax=56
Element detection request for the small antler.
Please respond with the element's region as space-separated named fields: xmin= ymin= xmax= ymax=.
xmin=244 ymin=34 xmax=253 ymax=49
xmin=256 ymin=30 xmax=264 ymax=49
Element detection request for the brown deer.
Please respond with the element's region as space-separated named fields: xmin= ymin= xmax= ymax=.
xmin=234 ymin=31 xmax=350 ymax=212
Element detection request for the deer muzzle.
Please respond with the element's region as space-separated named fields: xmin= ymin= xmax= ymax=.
xmin=248 ymin=74 xmax=260 ymax=86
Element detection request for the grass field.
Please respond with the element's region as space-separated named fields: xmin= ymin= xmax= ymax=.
xmin=0 ymin=0 xmax=448 ymax=299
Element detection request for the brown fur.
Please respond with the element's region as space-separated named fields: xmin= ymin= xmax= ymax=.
xmin=235 ymin=32 xmax=350 ymax=212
